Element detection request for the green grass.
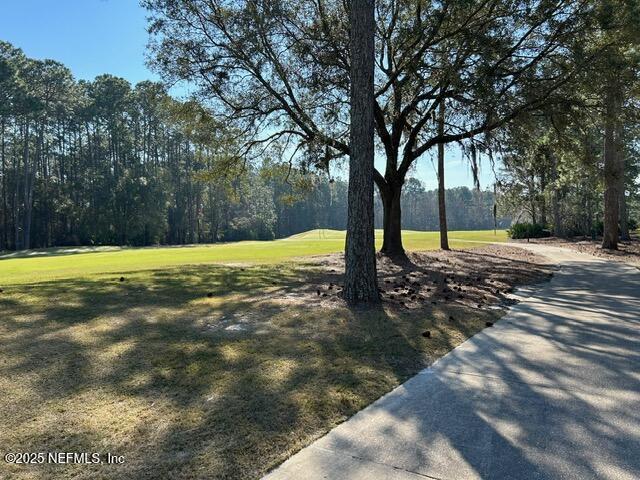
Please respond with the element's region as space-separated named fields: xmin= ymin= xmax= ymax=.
xmin=0 ymin=228 xmax=509 ymax=479
xmin=0 ymin=245 xmax=548 ymax=480
xmin=0 ymin=232 xmax=550 ymax=480
xmin=0 ymin=229 xmax=507 ymax=285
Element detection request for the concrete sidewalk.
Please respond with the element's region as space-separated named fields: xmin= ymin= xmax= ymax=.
xmin=264 ymin=245 xmax=640 ymax=480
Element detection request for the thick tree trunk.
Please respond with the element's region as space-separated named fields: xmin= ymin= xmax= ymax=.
xmin=602 ymin=83 xmax=622 ymax=250
xmin=379 ymin=182 xmax=405 ymax=256
xmin=343 ymin=0 xmax=379 ymax=304
xmin=437 ymin=101 xmax=449 ymax=250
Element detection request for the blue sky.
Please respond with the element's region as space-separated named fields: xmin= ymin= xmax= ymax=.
xmin=1 ymin=0 xmax=155 ymax=84
xmin=0 ymin=0 xmax=496 ymax=190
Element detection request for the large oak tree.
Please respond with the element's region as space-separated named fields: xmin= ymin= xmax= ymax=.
xmin=145 ymin=0 xmax=594 ymax=255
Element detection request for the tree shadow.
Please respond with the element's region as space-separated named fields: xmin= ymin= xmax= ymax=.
xmin=1 ymin=261 xmax=492 ymax=479
xmin=0 ymin=247 xmax=556 ymax=480
xmin=268 ymin=257 xmax=640 ymax=479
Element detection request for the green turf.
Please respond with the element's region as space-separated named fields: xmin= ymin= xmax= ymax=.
xmin=0 ymin=229 xmax=507 ymax=286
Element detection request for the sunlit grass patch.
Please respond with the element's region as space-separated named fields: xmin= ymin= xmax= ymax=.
xmin=0 ymin=229 xmax=507 ymax=286
xmin=0 ymin=245 xmax=550 ymax=480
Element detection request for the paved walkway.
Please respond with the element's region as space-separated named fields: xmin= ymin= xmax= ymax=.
xmin=265 ymin=245 xmax=640 ymax=480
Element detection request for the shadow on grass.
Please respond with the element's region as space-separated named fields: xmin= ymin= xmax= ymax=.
xmin=0 ymin=254 xmax=546 ymax=480
xmin=309 ymin=258 xmax=640 ymax=479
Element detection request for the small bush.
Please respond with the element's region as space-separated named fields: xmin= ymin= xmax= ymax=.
xmin=594 ymin=220 xmax=604 ymax=237
xmin=507 ymin=223 xmax=550 ymax=239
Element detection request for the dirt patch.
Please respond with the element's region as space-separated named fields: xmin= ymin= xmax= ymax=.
xmin=275 ymin=245 xmax=553 ymax=313
xmin=518 ymin=235 xmax=640 ymax=267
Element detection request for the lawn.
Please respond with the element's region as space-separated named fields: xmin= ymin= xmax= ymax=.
xmin=0 ymin=229 xmax=506 ymax=286
xmin=0 ymin=231 xmax=538 ymax=480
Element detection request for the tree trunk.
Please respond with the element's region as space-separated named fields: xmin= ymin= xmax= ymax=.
xmin=13 ymin=143 xmax=20 ymax=251
xmin=619 ymin=186 xmax=630 ymax=241
xmin=0 ymin=117 xmax=6 ymax=251
xmin=618 ymin=123 xmax=630 ymax=241
xmin=540 ymin=170 xmax=547 ymax=227
xmin=22 ymin=123 xmax=41 ymax=250
xmin=553 ymin=194 xmax=562 ymax=238
xmin=602 ymin=82 xmax=622 ymax=250
xmin=343 ymin=0 xmax=379 ymax=304
xmin=437 ymin=101 xmax=449 ymax=250
xmin=379 ymin=181 xmax=405 ymax=256
xmin=17 ymin=121 xmax=31 ymax=250
xmin=529 ymin=174 xmax=537 ymax=225
xmin=530 ymin=201 xmax=537 ymax=225
xmin=550 ymin=151 xmax=563 ymax=238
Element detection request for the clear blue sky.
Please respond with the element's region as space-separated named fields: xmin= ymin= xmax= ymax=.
xmin=0 ymin=0 xmax=155 ymax=84
xmin=0 ymin=0 xmax=497 ymax=190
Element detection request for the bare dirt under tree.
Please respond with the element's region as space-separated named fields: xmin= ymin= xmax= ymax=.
xmin=517 ymin=235 xmax=640 ymax=268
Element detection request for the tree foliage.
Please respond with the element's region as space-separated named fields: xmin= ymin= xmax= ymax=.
xmin=144 ymin=0 xmax=594 ymax=254
xmin=0 ymin=42 xmax=343 ymax=250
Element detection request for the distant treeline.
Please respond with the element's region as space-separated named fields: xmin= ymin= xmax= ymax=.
xmin=0 ymin=41 xmax=504 ymax=251
xmin=377 ymin=180 xmax=507 ymax=232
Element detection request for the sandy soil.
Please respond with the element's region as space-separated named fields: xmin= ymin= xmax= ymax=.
xmin=517 ymin=236 xmax=640 ymax=267
xmin=279 ymin=244 xmax=554 ymax=313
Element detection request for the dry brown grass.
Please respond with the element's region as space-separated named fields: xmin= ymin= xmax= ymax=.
xmin=0 ymin=246 xmax=551 ymax=480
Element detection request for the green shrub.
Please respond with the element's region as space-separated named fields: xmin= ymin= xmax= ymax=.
xmin=507 ymin=223 xmax=551 ymax=239
xmin=593 ymin=220 xmax=604 ymax=237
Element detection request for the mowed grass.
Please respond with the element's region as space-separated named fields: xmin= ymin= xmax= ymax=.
xmin=0 ymin=230 xmax=527 ymax=480
xmin=0 ymin=229 xmax=506 ymax=285
xmin=0 ymin=247 xmax=549 ymax=480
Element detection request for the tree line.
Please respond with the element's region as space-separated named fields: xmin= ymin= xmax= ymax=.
xmin=0 ymin=41 xmax=326 ymax=250
xmin=378 ymin=182 xmax=507 ymax=231
xmin=0 ymin=40 xmax=503 ymax=252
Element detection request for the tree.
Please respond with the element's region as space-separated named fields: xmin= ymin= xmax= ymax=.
xmin=499 ymin=113 xmax=604 ymax=238
xmin=437 ymin=100 xmax=449 ymax=250
xmin=0 ymin=42 xmax=285 ymax=250
xmin=144 ymin=0 xmax=594 ymax=256
xmin=497 ymin=0 xmax=640 ymax=242
xmin=0 ymin=33 xmax=510 ymax=255
xmin=343 ymin=0 xmax=379 ymax=303
xmin=593 ymin=0 xmax=640 ymax=249
xmin=602 ymin=77 xmax=623 ymax=249
xmin=0 ymin=42 xmax=21 ymax=250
